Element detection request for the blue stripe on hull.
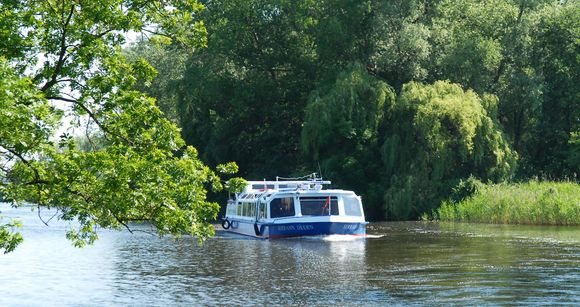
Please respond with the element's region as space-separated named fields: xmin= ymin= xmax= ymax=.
xmin=266 ymin=222 xmax=366 ymax=238
xmin=224 ymin=219 xmax=366 ymax=238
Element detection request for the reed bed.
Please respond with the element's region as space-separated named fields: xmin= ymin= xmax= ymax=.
xmin=436 ymin=181 xmax=580 ymax=225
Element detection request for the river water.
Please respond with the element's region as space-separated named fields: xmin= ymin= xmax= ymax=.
xmin=1 ymin=203 xmax=579 ymax=306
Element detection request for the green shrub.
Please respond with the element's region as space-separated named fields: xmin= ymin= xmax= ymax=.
xmin=450 ymin=175 xmax=484 ymax=203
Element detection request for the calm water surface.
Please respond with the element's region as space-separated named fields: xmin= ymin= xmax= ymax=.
xmin=1 ymin=203 xmax=579 ymax=306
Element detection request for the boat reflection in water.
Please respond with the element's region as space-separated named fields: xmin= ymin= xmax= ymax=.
xmin=209 ymin=232 xmax=370 ymax=304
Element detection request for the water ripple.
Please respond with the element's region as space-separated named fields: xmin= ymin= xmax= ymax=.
xmin=1 ymin=205 xmax=578 ymax=305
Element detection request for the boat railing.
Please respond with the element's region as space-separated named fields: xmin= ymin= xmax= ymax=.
xmin=245 ymin=180 xmax=331 ymax=193
xmin=244 ymin=174 xmax=330 ymax=192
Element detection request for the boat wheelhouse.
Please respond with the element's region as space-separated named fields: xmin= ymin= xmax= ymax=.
xmin=221 ymin=175 xmax=367 ymax=238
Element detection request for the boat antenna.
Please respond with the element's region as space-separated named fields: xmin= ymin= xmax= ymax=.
xmin=317 ymin=161 xmax=323 ymax=179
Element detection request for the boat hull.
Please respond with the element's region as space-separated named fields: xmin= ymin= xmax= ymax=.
xmin=223 ymin=219 xmax=366 ymax=238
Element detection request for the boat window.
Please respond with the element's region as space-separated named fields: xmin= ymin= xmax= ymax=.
xmin=299 ymin=196 xmax=338 ymax=216
xmin=252 ymin=184 xmax=276 ymax=190
xmin=242 ymin=203 xmax=247 ymax=216
xmin=250 ymin=203 xmax=256 ymax=217
xmin=227 ymin=203 xmax=236 ymax=216
xmin=270 ymin=197 xmax=295 ymax=218
xmin=258 ymin=202 xmax=266 ymax=219
xmin=344 ymin=196 xmax=362 ymax=216
xmin=242 ymin=202 xmax=255 ymax=217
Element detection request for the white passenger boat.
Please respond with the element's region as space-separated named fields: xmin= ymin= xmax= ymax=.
xmin=221 ymin=175 xmax=367 ymax=238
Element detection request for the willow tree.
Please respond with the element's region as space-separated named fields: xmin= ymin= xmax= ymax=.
xmin=382 ymin=81 xmax=517 ymax=219
xmin=0 ymin=0 xmax=244 ymax=253
xmin=301 ymin=64 xmax=396 ymax=217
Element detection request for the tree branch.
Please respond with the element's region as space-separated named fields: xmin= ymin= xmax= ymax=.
xmin=1 ymin=146 xmax=41 ymax=181
xmin=40 ymin=3 xmax=75 ymax=93
xmin=45 ymin=95 xmax=78 ymax=104
xmin=66 ymin=28 xmax=116 ymax=55
xmin=43 ymin=0 xmax=57 ymax=13
xmin=114 ymin=215 xmax=134 ymax=234
xmin=45 ymin=96 xmax=133 ymax=145
xmin=85 ymin=116 xmax=97 ymax=151
xmin=55 ymin=78 xmax=87 ymax=89
xmin=38 ymin=206 xmax=51 ymax=226
xmin=490 ymin=0 xmax=527 ymax=87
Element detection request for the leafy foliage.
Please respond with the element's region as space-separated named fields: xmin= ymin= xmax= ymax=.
xmin=302 ymin=63 xmax=395 ymax=162
xmin=449 ymin=175 xmax=484 ymax=204
xmin=125 ymin=0 xmax=578 ymax=221
xmin=568 ymin=131 xmax=580 ymax=174
xmin=0 ymin=0 xmax=238 ymax=252
xmin=526 ymin=3 xmax=580 ymax=178
xmin=0 ymin=217 xmax=23 ymax=254
xmin=173 ymin=0 xmax=324 ymax=178
xmin=381 ymin=81 xmax=516 ymax=219
xmin=301 ymin=64 xmax=396 ymax=218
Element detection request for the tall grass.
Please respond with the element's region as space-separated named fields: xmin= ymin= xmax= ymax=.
xmin=436 ymin=181 xmax=580 ymax=225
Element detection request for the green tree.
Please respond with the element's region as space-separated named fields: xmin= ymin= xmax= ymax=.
xmin=381 ymin=81 xmax=517 ymax=219
xmin=0 ymin=0 xmax=243 ymax=253
xmin=568 ymin=131 xmax=580 ymax=175
xmin=369 ymin=0 xmax=433 ymax=90
xmin=124 ymin=42 xmax=190 ymax=124
xmin=301 ymin=64 xmax=396 ymax=218
xmin=527 ymin=3 xmax=579 ymax=178
xmin=496 ymin=67 xmax=543 ymax=159
xmin=429 ymin=0 xmax=518 ymax=93
xmin=428 ymin=0 xmax=578 ymax=179
xmin=132 ymin=0 xmax=577 ymax=222
xmin=176 ymin=0 xmax=323 ymax=178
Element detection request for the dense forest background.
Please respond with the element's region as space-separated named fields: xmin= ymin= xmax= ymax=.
xmin=128 ymin=0 xmax=579 ymax=221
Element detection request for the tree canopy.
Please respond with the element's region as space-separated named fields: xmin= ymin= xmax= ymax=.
xmin=0 ymin=0 xmax=244 ymax=253
xmin=148 ymin=0 xmax=576 ymax=221
xmin=382 ymin=81 xmax=516 ymax=219
xmin=2 ymin=0 xmax=578 ymax=253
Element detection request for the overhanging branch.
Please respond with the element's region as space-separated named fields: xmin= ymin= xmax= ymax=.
xmin=45 ymin=96 xmax=133 ymax=145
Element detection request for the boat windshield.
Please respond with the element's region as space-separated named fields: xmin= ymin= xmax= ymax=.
xmin=299 ymin=196 xmax=338 ymax=216
xmin=343 ymin=196 xmax=362 ymax=216
xmin=270 ymin=197 xmax=295 ymax=218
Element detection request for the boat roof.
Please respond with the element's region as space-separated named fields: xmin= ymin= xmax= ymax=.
xmin=234 ymin=174 xmax=357 ymax=201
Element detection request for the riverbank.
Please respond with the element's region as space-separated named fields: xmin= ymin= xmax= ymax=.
xmin=435 ymin=181 xmax=580 ymax=225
